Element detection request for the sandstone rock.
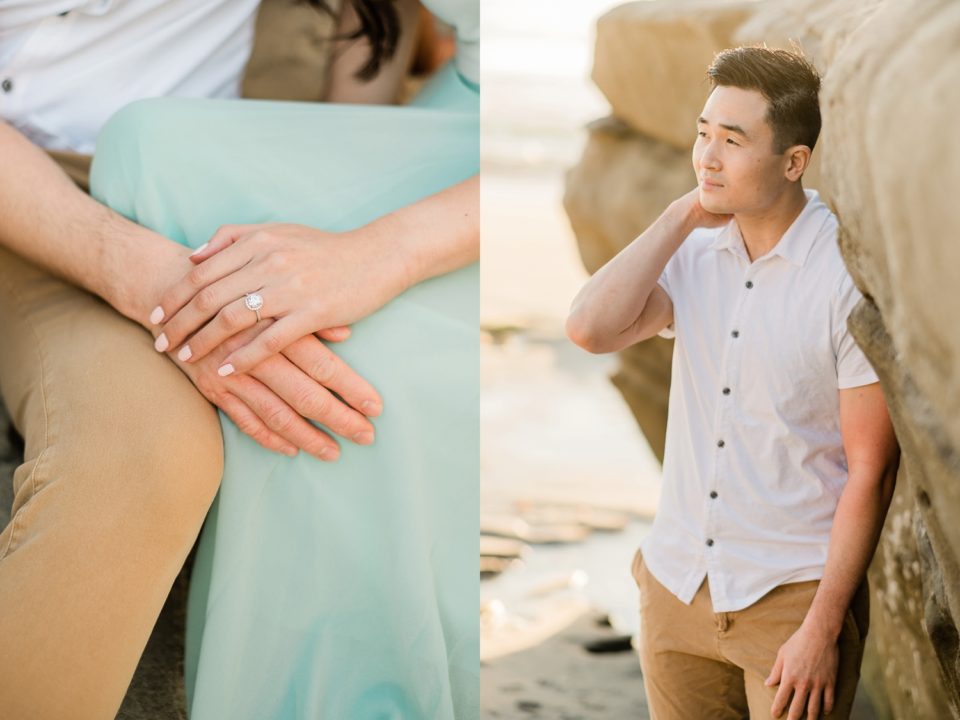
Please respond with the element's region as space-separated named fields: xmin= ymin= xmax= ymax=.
xmin=734 ymin=0 xmax=885 ymax=73
xmin=823 ymin=13 xmax=960 ymax=710
xmin=822 ymin=0 xmax=960 ymax=474
xmin=564 ymin=117 xmax=695 ymax=275
xmin=850 ymin=297 xmax=960 ymax=719
xmin=592 ymin=0 xmax=757 ymax=150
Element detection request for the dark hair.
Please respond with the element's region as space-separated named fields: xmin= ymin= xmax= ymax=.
xmin=306 ymin=0 xmax=401 ymax=81
xmin=706 ymin=46 xmax=821 ymax=153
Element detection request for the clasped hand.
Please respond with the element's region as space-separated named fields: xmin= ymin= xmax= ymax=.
xmin=152 ymin=223 xmax=408 ymax=459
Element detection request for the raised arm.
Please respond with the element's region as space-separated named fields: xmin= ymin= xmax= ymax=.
xmin=566 ymin=188 xmax=729 ymax=354
xmin=767 ymin=382 xmax=900 ymax=719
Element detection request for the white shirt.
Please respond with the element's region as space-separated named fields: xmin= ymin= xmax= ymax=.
xmin=641 ymin=190 xmax=879 ymax=613
xmin=0 ymin=0 xmax=260 ymax=153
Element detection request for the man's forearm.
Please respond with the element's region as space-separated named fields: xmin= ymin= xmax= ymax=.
xmin=0 ymin=121 xmax=189 ymax=325
xmin=802 ymin=464 xmax=898 ymax=639
xmin=566 ymin=199 xmax=693 ymax=353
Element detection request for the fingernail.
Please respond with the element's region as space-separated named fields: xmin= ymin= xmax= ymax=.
xmin=177 ymin=344 xmax=192 ymax=362
xmin=361 ymin=400 xmax=382 ymax=417
xmin=154 ymin=333 xmax=169 ymax=352
xmin=317 ymin=446 xmax=339 ymax=461
xmin=190 ymin=242 xmax=209 ymax=256
xmin=149 ymin=306 xmax=164 ymax=324
xmin=353 ymin=431 xmax=374 ymax=445
xmin=283 ymin=447 xmax=298 ymax=458
xmin=217 ymin=363 xmax=235 ymax=377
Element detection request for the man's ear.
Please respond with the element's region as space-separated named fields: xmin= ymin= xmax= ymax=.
xmin=784 ymin=145 xmax=812 ymax=182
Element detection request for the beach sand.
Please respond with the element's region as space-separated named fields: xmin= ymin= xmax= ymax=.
xmin=482 ymin=612 xmax=648 ymax=719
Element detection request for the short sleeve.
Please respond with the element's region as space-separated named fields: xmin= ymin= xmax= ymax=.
xmin=655 ymin=254 xmax=678 ymax=339
xmin=833 ymin=272 xmax=879 ymax=389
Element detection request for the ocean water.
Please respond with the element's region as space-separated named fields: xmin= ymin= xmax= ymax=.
xmin=480 ymin=0 xmax=662 ymax=645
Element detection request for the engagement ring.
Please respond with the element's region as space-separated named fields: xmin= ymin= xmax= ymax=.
xmin=244 ymin=292 xmax=264 ymax=322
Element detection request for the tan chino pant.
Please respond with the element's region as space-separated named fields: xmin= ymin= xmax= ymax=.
xmin=0 ymin=154 xmax=224 ymax=719
xmin=632 ymin=549 xmax=868 ymax=720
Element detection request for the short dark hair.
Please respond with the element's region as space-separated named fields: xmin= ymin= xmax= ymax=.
xmin=706 ymin=46 xmax=821 ymax=153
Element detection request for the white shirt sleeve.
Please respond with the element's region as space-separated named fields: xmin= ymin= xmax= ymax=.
xmin=656 ymin=253 xmax=678 ymax=339
xmin=833 ymin=272 xmax=879 ymax=389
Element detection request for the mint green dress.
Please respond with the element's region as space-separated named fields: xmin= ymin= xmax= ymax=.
xmin=90 ymin=9 xmax=479 ymax=717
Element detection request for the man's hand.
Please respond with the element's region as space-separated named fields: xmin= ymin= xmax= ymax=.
xmin=671 ymin=187 xmax=733 ymax=232
xmin=567 ymin=185 xmax=730 ymax=354
xmin=171 ymin=323 xmax=382 ymax=460
xmin=765 ymin=622 xmax=840 ymax=720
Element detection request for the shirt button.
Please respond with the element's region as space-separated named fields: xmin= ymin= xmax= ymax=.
xmin=745 ymin=280 xmax=754 ymax=289
xmin=706 ymin=538 xmax=715 ymax=547
xmin=722 ymin=387 xmax=731 ymax=395
xmin=1 ymin=78 xmax=12 ymax=93
xmin=710 ymin=491 xmax=718 ymax=499
xmin=717 ymin=439 xmax=725 ymax=448
xmin=731 ymin=330 xmax=740 ymax=338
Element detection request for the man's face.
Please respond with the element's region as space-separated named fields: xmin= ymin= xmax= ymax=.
xmin=692 ymin=85 xmax=791 ymax=215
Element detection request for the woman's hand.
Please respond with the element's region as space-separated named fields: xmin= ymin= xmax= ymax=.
xmin=171 ymin=321 xmax=382 ymax=460
xmin=151 ymin=176 xmax=478 ymax=376
xmin=151 ymin=222 xmax=411 ymax=375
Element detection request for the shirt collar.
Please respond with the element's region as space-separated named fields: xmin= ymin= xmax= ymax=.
xmin=709 ymin=189 xmax=829 ymax=267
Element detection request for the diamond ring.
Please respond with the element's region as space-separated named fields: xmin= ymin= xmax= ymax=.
xmin=244 ymin=292 xmax=264 ymax=322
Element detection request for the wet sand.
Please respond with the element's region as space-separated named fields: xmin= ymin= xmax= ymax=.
xmin=482 ymin=612 xmax=649 ymax=719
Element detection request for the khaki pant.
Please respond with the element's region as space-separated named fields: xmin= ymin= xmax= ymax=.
xmin=0 ymin=239 xmax=224 ymax=715
xmin=632 ymin=549 xmax=868 ymax=720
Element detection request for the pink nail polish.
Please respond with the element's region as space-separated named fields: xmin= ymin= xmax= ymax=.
xmin=190 ymin=242 xmax=209 ymax=256
xmin=177 ymin=345 xmax=192 ymax=362
xmin=154 ymin=333 xmax=169 ymax=352
xmin=217 ymin=363 xmax=235 ymax=377
xmin=149 ymin=306 xmax=164 ymax=324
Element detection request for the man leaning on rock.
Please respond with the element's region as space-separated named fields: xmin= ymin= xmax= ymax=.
xmin=567 ymin=46 xmax=900 ymax=720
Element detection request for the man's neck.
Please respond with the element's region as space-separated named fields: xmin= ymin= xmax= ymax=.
xmin=734 ymin=185 xmax=809 ymax=263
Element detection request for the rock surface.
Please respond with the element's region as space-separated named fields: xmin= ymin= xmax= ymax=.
xmin=821 ymin=1 xmax=960 ymax=716
xmin=592 ymin=1 xmax=756 ymax=150
xmin=733 ymin=0 xmax=885 ymax=72
xmin=567 ymin=0 xmax=960 ymax=716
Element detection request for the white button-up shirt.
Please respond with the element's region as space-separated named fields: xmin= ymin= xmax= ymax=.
xmin=0 ymin=0 xmax=260 ymax=153
xmin=641 ymin=189 xmax=878 ymax=613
